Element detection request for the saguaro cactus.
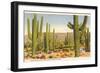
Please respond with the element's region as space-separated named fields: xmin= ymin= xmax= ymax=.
xmin=44 ymin=23 xmax=49 ymax=53
xmin=38 ymin=16 xmax=43 ymax=50
xmin=85 ymin=28 xmax=90 ymax=52
xmin=48 ymin=24 xmax=50 ymax=50
xmin=64 ymin=36 xmax=68 ymax=46
xmin=37 ymin=20 xmax=39 ymax=38
xmin=27 ymin=17 xmax=31 ymax=39
xmin=32 ymin=14 xmax=37 ymax=55
xmin=53 ymin=28 xmax=55 ymax=50
xmin=64 ymin=32 xmax=73 ymax=48
xmin=67 ymin=15 xmax=88 ymax=57
xmin=74 ymin=15 xmax=80 ymax=57
xmin=40 ymin=16 xmax=43 ymax=38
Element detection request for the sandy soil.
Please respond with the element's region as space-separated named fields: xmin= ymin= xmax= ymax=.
xmin=24 ymin=50 xmax=90 ymax=62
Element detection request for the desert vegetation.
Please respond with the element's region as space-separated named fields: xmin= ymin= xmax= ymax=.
xmin=24 ymin=14 xmax=90 ymax=62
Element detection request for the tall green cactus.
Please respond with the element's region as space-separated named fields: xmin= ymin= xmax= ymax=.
xmin=40 ymin=16 xmax=43 ymax=37
xmin=53 ymin=28 xmax=55 ymax=50
xmin=74 ymin=15 xmax=80 ymax=57
xmin=27 ymin=17 xmax=31 ymax=39
xmin=48 ymin=24 xmax=50 ymax=50
xmin=64 ymin=35 xmax=68 ymax=46
xmin=44 ymin=23 xmax=49 ymax=53
xmin=67 ymin=15 xmax=88 ymax=57
xmin=64 ymin=32 xmax=73 ymax=48
xmin=37 ymin=20 xmax=39 ymax=38
xmin=85 ymin=28 xmax=90 ymax=52
xmin=44 ymin=33 xmax=46 ymax=52
xmin=38 ymin=16 xmax=43 ymax=50
xmin=32 ymin=14 xmax=37 ymax=55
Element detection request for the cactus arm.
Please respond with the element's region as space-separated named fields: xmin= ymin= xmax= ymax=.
xmin=82 ymin=16 xmax=88 ymax=26
xmin=67 ymin=22 xmax=73 ymax=29
xmin=79 ymin=16 xmax=88 ymax=31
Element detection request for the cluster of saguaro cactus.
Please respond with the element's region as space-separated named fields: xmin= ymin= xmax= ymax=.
xmin=37 ymin=16 xmax=43 ymax=51
xmin=27 ymin=14 xmax=54 ymax=54
xmin=64 ymin=32 xmax=74 ymax=48
xmin=27 ymin=14 xmax=44 ymax=55
xmin=44 ymin=23 xmax=55 ymax=53
xmin=67 ymin=15 xmax=88 ymax=57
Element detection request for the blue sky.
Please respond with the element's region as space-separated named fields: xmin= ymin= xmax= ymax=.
xmin=24 ymin=13 xmax=90 ymax=34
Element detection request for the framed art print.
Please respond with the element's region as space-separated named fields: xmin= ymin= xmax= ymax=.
xmin=11 ymin=1 xmax=98 ymax=72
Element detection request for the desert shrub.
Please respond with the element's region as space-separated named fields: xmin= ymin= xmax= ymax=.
xmin=24 ymin=36 xmax=32 ymax=48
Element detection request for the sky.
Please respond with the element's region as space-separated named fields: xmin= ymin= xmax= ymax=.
xmin=24 ymin=12 xmax=90 ymax=34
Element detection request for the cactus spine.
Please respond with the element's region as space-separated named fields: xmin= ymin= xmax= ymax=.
xmin=32 ymin=14 xmax=37 ymax=55
xmin=67 ymin=15 xmax=88 ymax=57
xmin=27 ymin=17 xmax=31 ymax=39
